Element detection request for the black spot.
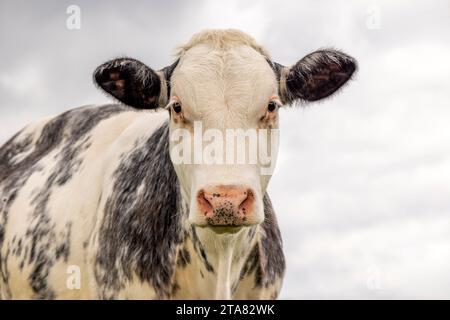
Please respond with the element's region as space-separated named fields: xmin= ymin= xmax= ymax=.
xmin=240 ymin=244 xmax=260 ymax=280
xmin=0 ymin=104 xmax=125 ymax=299
xmin=55 ymin=222 xmax=72 ymax=262
xmin=190 ymin=227 xmax=214 ymax=274
xmin=171 ymin=281 xmax=180 ymax=296
xmin=241 ymin=195 xmax=285 ymax=288
xmin=95 ymin=122 xmax=188 ymax=299
xmin=177 ymin=247 xmax=191 ymax=268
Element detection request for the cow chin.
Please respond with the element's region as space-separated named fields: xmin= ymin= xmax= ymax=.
xmin=189 ymin=213 xmax=264 ymax=231
xmin=189 ymin=214 xmax=264 ymax=234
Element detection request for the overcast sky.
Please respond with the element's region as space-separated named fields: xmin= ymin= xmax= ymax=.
xmin=1 ymin=0 xmax=449 ymax=299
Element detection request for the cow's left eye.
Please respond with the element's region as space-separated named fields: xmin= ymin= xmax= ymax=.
xmin=268 ymin=101 xmax=278 ymax=112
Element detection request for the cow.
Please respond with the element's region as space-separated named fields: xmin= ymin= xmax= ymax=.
xmin=0 ymin=29 xmax=356 ymax=299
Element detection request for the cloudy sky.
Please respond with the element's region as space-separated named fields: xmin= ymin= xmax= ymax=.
xmin=1 ymin=0 xmax=449 ymax=299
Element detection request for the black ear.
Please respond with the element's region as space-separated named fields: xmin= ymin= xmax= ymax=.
xmin=94 ymin=58 xmax=163 ymax=109
xmin=278 ymin=50 xmax=357 ymax=104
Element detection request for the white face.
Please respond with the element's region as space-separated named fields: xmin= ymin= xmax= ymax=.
xmin=167 ymin=44 xmax=280 ymax=230
xmin=92 ymin=30 xmax=356 ymax=243
xmin=94 ymin=31 xmax=356 ymax=232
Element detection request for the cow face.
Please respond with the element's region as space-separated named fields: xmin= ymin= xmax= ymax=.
xmin=94 ymin=30 xmax=357 ymax=233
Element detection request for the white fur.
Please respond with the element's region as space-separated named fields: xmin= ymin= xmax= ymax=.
xmin=170 ymin=33 xmax=279 ymax=227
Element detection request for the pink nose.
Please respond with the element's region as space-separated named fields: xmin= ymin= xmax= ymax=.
xmin=197 ymin=185 xmax=255 ymax=226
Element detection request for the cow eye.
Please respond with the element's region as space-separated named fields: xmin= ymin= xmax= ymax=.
xmin=172 ymin=102 xmax=182 ymax=114
xmin=268 ymin=101 xmax=278 ymax=112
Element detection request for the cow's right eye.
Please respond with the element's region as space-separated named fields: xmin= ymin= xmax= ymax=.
xmin=268 ymin=101 xmax=278 ymax=112
xmin=172 ymin=102 xmax=182 ymax=114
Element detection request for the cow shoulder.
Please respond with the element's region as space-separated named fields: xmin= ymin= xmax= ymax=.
xmin=93 ymin=113 xmax=188 ymax=299
xmin=0 ymin=104 xmax=143 ymax=299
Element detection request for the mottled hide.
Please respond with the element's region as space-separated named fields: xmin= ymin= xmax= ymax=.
xmin=0 ymin=105 xmax=124 ymax=299
xmin=95 ymin=124 xmax=185 ymax=299
xmin=0 ymin=29 xmax=357 ymax=300
xmin=0 ymin=105 xmax=285 ymax=299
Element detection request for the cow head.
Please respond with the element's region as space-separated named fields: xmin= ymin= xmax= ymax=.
xmin=94 ymin=30 xmax=357 ymax=234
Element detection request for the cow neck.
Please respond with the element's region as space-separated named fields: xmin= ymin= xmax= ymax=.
xmin=188 ymin=225 xmax=259 ymax=299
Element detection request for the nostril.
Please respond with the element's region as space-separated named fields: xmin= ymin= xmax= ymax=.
xmin=197 ymin=190 xmax=213 ymax=216
xmin=238 ymin=189 xmax=254 ymax=215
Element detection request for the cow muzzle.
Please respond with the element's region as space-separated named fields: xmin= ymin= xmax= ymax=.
xmin=196 ymin=185 xmax=256 ymax=231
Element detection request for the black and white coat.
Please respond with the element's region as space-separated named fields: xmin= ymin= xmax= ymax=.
xmin=0 ymin=105 xmax=284 ymax=299
xmin=0 ymin=29 xmax=356 ymax=299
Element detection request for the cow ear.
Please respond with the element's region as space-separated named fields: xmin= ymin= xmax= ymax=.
xmin=93 ymin=58 xmax=164 ymax=109
xmin=278 ymin=50 xmax=357 ymax=104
